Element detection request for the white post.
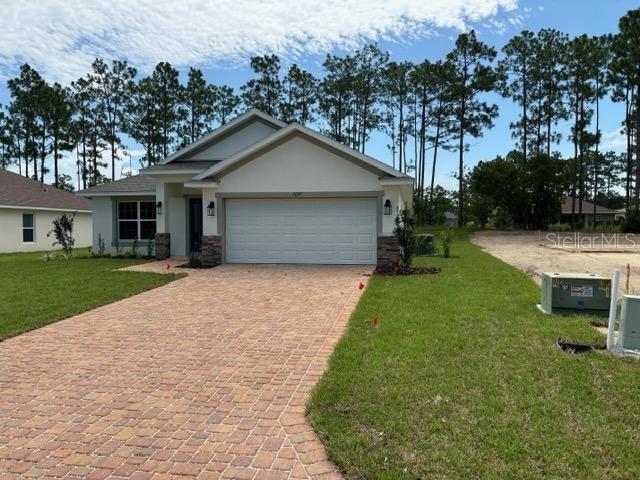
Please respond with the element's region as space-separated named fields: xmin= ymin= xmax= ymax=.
xmin=607 ymin=269 xmax=620 ymax=351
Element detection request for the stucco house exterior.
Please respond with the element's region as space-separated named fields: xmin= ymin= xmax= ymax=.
xmin=0 ymin=169 xmax=92 ymax=253
xmin=77 ymin=110 xmax=412 ymax=266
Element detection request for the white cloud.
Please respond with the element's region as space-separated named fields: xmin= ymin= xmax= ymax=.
xmin=0 ymin=0 xmax=517 ymax=83
xmin=601 ymin=129 xmax=627 ymax=151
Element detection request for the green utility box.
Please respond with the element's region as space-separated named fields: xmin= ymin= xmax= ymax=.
xmin=620 ymin=295 xmax=640 ymax=350
xmin=540 ymin=272 xmax=611 ymax=317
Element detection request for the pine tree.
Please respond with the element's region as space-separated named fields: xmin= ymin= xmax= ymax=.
xmin=212 ymin=85 xmax=240 ymax=126
xmin=150 ymin=62 xmax=182 ymax=159
xmin=241 ymin=54 xmax=283 ymax=117
xmin=180 ymin=67 xmax=214 ymax=146
xmin=498 ymin=30 xmax=538 ymax=160
xmin=281 ymin=64 xmax=317 ymax=125
xmin=446 ymin=31 xmax=499 ymax=227
xmin=89 ymin=59 xmax=137 ymax=181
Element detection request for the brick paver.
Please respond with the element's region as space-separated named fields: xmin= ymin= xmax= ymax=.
xmin=0 ymin=264 xmax=372 ymax=479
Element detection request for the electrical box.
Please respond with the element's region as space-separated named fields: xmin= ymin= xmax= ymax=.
xmin=619 ymin=295 xmax=640 ymax=350
xmin=540 ymin=272 xmax=611 ymax=317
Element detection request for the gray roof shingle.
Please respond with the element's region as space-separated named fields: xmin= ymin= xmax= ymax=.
xmin=77 ymin=175 xmax=156 ymax=195
xmin=0 ymin=169 xmax=91 ymax=211
xmin=140 ymin=160 xmax=220 ymax=172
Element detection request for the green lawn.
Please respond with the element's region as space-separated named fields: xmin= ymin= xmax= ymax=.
xmin=308 ymin=232 xmax=640 ymax=479
xmin=0 ymin=251 xmax=181 ymax=341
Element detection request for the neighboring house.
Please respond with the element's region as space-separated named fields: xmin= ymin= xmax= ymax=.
xmin=78 ymin=109 xmax=412 ymax=265
xmin=560 ymin=196 xmax=619 ymax=226
xmin=444 ymin=212 xmax=457 ymax=226
xmin=0 ymin=169 xmax=92 ymax=253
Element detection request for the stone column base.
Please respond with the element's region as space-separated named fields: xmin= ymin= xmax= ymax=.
xmin=202 ymin=235 xmax=223 ymax=266
xmin=377 ymin=235 xmax=400 ymax=267
xmin=155 ymin=233 xmax=171 ymax=260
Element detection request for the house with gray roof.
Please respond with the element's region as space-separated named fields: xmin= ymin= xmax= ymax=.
xmin=0 ymin=169 xmax=92 ymax=253
xmin=77 ymin=109 xmax=412 ymax=265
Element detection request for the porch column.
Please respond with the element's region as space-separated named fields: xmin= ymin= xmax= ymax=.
xmin=201 ymin=187 xmax=223 ymax=266
xmin=155 ymin=181 xmax=171 ymax=259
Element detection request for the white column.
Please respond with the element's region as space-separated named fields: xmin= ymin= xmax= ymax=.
xmin=202 ymin=188 xmax=218 ymax=235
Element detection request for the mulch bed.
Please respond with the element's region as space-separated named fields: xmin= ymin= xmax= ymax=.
xmin=175 ymin=263 xmax=217 ymax=270
xmin=374 ymin=266 xmax=441 ymax=276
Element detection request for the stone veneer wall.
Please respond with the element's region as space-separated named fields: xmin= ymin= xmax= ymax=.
xmin=154 ymin=233 xmax=171 ymax=260
xmin=377 ymin=235 xmax=400 ymax=267
xmin=201 ymin=235 xmax=224 ymax=266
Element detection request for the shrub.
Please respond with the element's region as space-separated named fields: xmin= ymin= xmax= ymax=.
xmin=594 ymin=223 xmax=622 ymax=233
xmin=132 ymin=239 xmax=139 ymax=257
xmin=623 ymin=208 xmax=640 ymax=233
xmin=439 ymin=228 xmax=454 ymax=258
xmin=493 ymin=207 xmax=512 ymax=230
xmin=394 ymin=208 xmax=417 ymax=267
xmin=146 ymin=239 xmax=153 ymax=258
xmin=47 ymin=213 xmax=75 ymax=256
xmin=188 ymin=251 xmax=202 ymax=268
xmin=97 ymin=234 xmax=105 ymax=256
xmin=41 ymin=252 xmax=57 ymax=262
xmin=548 ymin=222 xmax=571 ymax=232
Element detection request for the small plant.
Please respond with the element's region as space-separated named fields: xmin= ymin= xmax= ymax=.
xmin=439 ymin=228 xmax=454 ymax=258
xmin=114 ymin=238 xmax=121 ymax=254
xmin=132 ymin=239 xmax=139 ymax=257
xmin=146 ymin=239 xmax=153 ymax=258
xmin=393 ymin=208 xmax=417 ymax=267
xmin=188 ymin=251 xmax=202 ymax=268
xmin=47 ymin=213 xmax=75 ymax=257
xmin=41 ymin=252 xmax=57 ymax=262
xmin=97 ymin=234 xmax=106 ymax=256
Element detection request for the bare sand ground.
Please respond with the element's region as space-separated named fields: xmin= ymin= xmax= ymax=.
xmin=471 ymin=230 xmax=640 ymax=297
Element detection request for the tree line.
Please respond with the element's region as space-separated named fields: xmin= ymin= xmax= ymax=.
xmin=0 ymin=8 xmax=638 ymax=229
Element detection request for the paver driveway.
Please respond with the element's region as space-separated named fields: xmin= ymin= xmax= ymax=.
xmin=0 ymin=264 xmax=372 ymax=479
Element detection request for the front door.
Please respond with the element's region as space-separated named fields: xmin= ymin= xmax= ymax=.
xmin=188 ymin=198 xmax=203 ymax=253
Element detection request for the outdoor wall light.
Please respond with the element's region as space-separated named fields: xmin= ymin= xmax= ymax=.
xmin=156 ymin=201 xmax=163 ymax=215
xmin=384 ymin=199 xmax=392 ymax=215
xmin=207 ymin=201 xmax=216 ymax=216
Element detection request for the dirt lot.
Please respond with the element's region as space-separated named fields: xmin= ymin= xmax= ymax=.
xmin=471 ymin=230 xmax=640 ymax=297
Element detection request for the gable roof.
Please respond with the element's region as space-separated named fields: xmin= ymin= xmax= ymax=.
xmin=141 ymin=160 xmax=221 ymax=175
xmin=159 ymin=109 xmax=286 ymax=165
xmin=0 ymin=169 xmax=91 ymax=211
xmin=193 ymin=123 xmax=412 ymax=182
xmin=561 ymin=196 xmax=618 ymax=215
xmin=76 ymin=175 xmax=156 ymax=197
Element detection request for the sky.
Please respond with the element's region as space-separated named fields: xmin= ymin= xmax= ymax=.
xmin=0 ymin=0 xmax=637 ymax=190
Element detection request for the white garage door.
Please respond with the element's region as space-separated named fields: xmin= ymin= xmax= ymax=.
xmin=226 ymin=198 xmax=376 ymax=264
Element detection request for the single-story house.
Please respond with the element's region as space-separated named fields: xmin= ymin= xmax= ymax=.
xmin=560 ymin=196 xmax=620 ymax=226
xmin=77 ymin=109 xmax=412 ymax=265
xmin=0 ymin=169 xmax=92 ymax=253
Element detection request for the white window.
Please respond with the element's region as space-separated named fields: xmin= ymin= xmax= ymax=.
xmin=117 ymin=201 xmax=156 ymax=241
xmin=22 ymin=213 xmax=35 ymax=243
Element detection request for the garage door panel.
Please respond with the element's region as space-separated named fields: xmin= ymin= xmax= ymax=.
xmin=226 ymin=198 xmax=377 ymax=264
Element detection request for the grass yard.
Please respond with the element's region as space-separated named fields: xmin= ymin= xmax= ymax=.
xmin=308 ymin=231 xmax=640 ymax=479
xmin=0 ymin=251 xmax=181 ymax=341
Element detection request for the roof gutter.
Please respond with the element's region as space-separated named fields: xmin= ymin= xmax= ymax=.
xmin=0 ymin=204 xmax=91 ymax=213
xmin=76 ymin=191 xmax=155 ymax=198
